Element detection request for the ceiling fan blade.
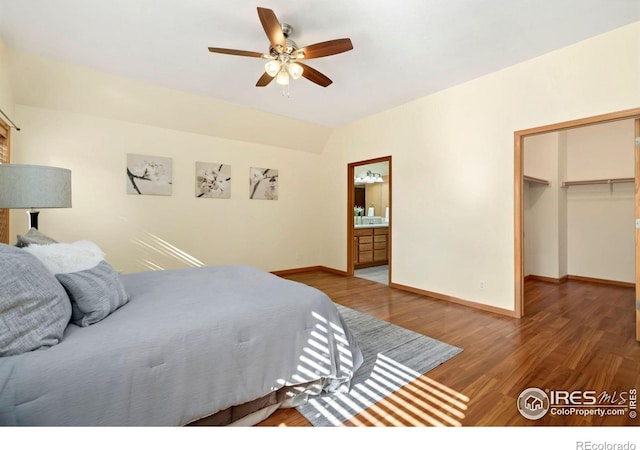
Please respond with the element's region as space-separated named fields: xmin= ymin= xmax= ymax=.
xmin=256 ymin=72 xmax=274 ymax=87
xmin=297 ymin=38 xmax=353 ymax=59
xmin=208 ymin=47 xmax=265 ymax=58
xmin=298 ymin=63 xmax=332 ymax=87
xmin=257 ymin=7 xmax=286 ymax=51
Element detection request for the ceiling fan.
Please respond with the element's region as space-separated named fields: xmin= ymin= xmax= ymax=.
xmin=208 ymin=7 xmax=353 ymax=88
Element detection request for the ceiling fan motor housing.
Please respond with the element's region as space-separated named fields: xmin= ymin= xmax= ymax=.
xmin=280 ymin=23 xmax=293 ymax=38
xmin=269 ymin=23 xmax=299 ymax=57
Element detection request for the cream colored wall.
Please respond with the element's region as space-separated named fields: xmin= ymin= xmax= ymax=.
xmin=565 ymin=120 xmax=635 ymax=283
xmin=567 ymin=120 xmax=635 ymax=180
xmin=523 ymin=132 xmax=565 ymax=278
xmin=11 ymin=105 xmax=323 ymax=274
xmin=558 ymin=132 xmax=569 ymax=278
xmin=319 ymin=22 xmax=640 ymax=311
xmin=9 ymin=51 xmax=332 ymax=154
xmin=0 ymin=37 xmax=14 ymax=122
xmin=6 ymin=48 xmax=330 ymax=274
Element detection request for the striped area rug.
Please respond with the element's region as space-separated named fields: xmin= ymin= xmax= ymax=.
xmin=297 ymin=305 xmax=464 ymax=426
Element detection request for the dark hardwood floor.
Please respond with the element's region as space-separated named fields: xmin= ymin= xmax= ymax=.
xmin=258 ymin=271 xmax=639 ymax=426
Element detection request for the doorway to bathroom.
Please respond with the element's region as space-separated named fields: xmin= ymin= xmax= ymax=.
xmin=347 ymin=156 xmax=392 ymax=285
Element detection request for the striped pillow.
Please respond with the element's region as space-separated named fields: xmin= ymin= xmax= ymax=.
xmin=55 ymin=260 xmax=129 ymax=327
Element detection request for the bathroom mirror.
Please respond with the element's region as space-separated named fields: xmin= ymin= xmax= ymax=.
xmin=353 ymin=161 xmax=389 ymax=219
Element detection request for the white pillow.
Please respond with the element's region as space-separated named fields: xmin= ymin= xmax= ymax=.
xmin=23 ymin=240 xmax=106 ymax=274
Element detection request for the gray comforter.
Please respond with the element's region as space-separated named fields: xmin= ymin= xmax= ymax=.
xmin=0 ymin=265 xmax=363 ymax=426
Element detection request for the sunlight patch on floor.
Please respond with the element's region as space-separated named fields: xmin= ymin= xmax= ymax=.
xmin=287 ymin=311 xmax=355 ymax=393
xmin=305 ymin=353 xmax=469 ymax=426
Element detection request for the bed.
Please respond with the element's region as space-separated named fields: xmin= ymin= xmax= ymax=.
xmin=0 ymin=239 xmax=363 ymax=426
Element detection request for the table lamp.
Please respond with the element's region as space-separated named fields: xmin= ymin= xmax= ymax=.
xmin=0 ymin=164 xmax=72 ymax=230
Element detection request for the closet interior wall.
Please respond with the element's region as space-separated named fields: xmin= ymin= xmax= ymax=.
xmin=524 ymin=119 xmax=635 ymax=285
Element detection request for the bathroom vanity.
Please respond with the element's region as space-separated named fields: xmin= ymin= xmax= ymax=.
xmin=353 ymin=223 xmax=388 ymax=268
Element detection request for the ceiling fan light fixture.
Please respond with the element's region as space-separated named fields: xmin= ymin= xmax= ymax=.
xmin=355 ymin=170 xmax=384 ymax=184
xmin=287 ymin=62 xmax=304 ymax=79
xmin=265 ymin=59 xmax=281 ymax=77
xmin=275 ymin=68 xmax=290 ymax=86
xmin=207 ymin=7 xmax=353 ymax=89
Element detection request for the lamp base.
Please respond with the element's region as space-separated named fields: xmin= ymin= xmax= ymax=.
xmin=27 ymin=210 xmax=39 ymax=230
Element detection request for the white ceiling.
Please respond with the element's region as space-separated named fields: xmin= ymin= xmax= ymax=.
xmin=1 ymin=0 xmax=639 ymax=128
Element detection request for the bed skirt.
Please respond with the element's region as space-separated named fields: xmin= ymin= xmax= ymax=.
xmin=187 ymin=382 xmax=315 ymax=426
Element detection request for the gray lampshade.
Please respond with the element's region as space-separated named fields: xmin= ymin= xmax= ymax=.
xmin=0 ymin=164 xmax=72 ymax=209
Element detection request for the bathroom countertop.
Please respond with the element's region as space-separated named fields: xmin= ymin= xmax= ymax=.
xmin=354 ymin=223 xmax=389 ymax=229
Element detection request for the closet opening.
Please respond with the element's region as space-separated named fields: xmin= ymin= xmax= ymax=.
xmin=514 ymin=108 xmax=640 ymax=341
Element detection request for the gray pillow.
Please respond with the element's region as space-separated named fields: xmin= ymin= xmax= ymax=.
xmin=55 ymin=260 xmax=129 ymax=327
xmin=0 ymin=243 xmax=72 ymax=357
xmin=16 ymin=228 xmax=58 ymax=247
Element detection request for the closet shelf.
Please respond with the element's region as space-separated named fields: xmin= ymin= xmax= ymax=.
xmin=561 ymin=177 xmax=634 ymax=187
xmin=524 ymin=175 xmax=550 ymax=186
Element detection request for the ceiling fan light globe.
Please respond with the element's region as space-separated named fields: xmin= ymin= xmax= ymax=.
xmin=275 ymin=69 xmax=290 ymax=86
xmin=288 ymin=62 xmax=304 ymax=79
xmin=265 ymin=60 xmax=281 ymax=77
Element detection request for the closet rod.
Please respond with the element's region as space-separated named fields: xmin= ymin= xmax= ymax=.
xmin=561 ymin=177 xmax=634 ymax=187
xmin=524 ymin=175 xmax=550 ymax=186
